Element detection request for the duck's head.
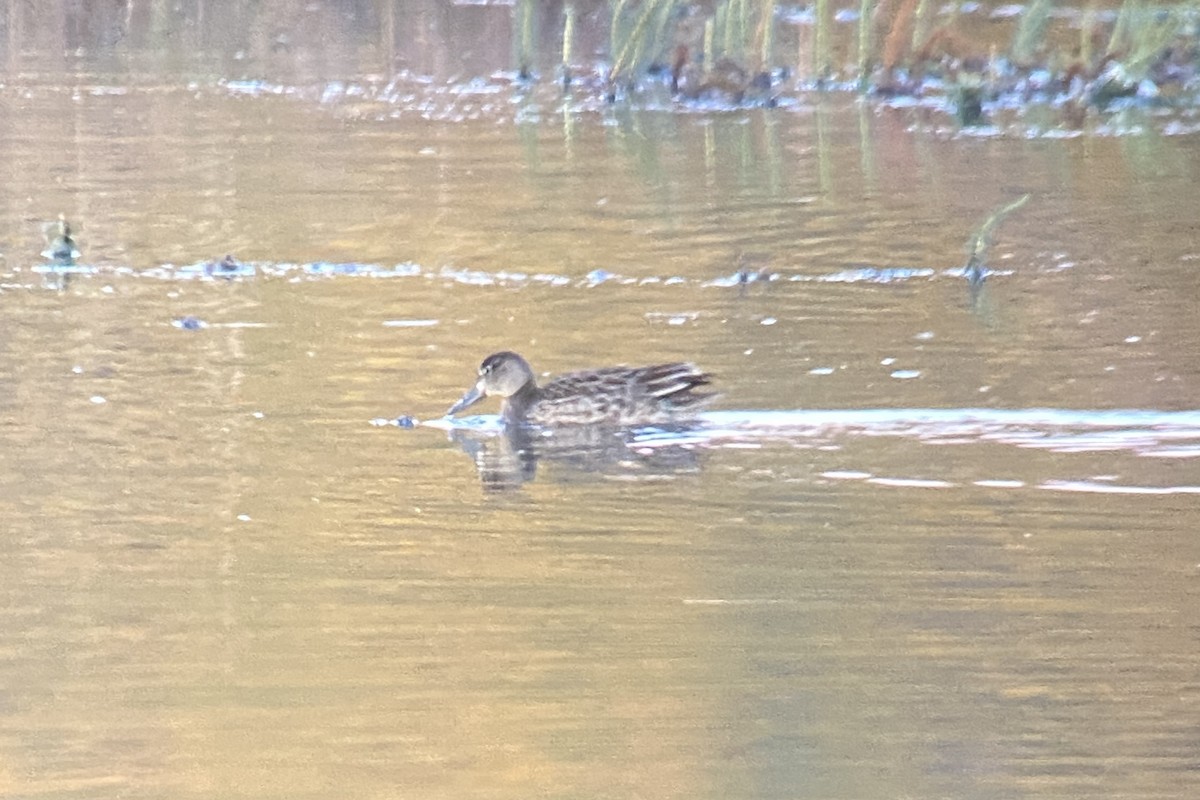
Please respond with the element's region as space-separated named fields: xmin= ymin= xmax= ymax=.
xmin=446 ymin=351 xmax=536 ymax=416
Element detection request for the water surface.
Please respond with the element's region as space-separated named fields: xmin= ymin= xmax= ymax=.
xmin=2 ymin=12 xmax=1200 ymax=800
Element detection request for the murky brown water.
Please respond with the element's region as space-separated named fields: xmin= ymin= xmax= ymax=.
xmin=2 ymin=5 xmax=1200 ymax=799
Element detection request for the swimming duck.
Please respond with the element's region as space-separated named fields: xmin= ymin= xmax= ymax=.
xmin=42 ymin=215 xmax=81 ymax=265
xmin=446 ymin=351 xmax=715 ymax=426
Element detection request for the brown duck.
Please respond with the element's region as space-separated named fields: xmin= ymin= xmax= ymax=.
xmin=446 ymin=351 xmax=715 ymax=426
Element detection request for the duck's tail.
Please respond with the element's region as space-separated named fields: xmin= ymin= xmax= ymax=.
xmin=641 ymin=362 xmax=717 ymax=409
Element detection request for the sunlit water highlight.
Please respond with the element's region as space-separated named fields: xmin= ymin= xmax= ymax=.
xmin=390 ymin=407 xmax=1200 ymax=494
xmin=411 ymin=407 xmax=1200 ymax=450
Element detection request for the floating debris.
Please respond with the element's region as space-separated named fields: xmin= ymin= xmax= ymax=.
xmin=41 ymin=214 xmax=81 ymax=266
xmin=732 ymin=251 xmax=777 ymax=288
xmin=206 ymin=254 xmax=253 ymax=277
xmin=172 ymin=316 xmax=208 ymax=330
xmin=585 ymin=268 xmax=615 ymax=286
xmin=371 ymin=415 xmax=419 ymax=428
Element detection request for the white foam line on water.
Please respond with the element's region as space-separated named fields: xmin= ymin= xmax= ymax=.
xmin=867 ymin=477 xmax=956 ymax=489
xmin=414 ymin=408 xmax=1200 ymax=436
xmin=690 ymin=411 xmax=1200 ymax=455
xmin=697 ymin=409 xmax=1200 ymax=430
xmin=382 ymin=319 xmax=439 ymax=327
xmin=397 ymin=409 xmax=1200 ymax=463
xmin=389 ymin=409 xmax=1200 ymax=494
xmin=822 ymin=470 xmax=873 ymax=480
xmin=1142 ymin=447 xmax=1200 ymax=458
xmin=682 ymin=598 xmax=799 ymax=606
xmin=1041 ymin=481 xmax=1200 ymax=496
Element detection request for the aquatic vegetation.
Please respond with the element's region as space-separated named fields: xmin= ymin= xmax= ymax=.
xmin=561 ymin=2 xmax=578 ymax=86
xmin=514 ymin=0 xmax=538 ymax=80
xmin=857 ymin=0 xmax=876 ymax=86
xmin=1011 ymin=0 xmax=1054 ymax=67
xmin=41 ymin=215 xmax=81 ymax=266
xmin=5 ymin=0 xmax=1198 ymax=130
xmin=608 ymin=0 xmax=678 ymax=86
xmin=964 ymin=194 xmax=1031 ymax=287
xmin=880 ymin=0 xmax=1199 ymax=125
xmin=605 ymin=0 xmax=782 ymax=104
xmin=566 ymin=1 xmax=1200 ymax=126
xmin=1109 ymin=1 xmax=1196 ymax=79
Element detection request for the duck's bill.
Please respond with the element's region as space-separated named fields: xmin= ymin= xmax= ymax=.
xmin=446 ymin=383 xmax=485 ymax=416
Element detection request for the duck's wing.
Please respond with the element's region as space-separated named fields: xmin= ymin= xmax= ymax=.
xmin=633 ymin=362 xmax=714 ymax=408
xmin=532 ymin=364 xmax=715 ymax=425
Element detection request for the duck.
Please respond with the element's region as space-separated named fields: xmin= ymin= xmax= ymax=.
xmin=446 ymin=351 xmax=715 ymax=427
xmin=42 ymin=215 xmax=81 ymax=265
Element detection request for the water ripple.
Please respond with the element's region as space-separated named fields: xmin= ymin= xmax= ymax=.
xmin=690 ymin=409 xmax=1200 ymax=457
xmin=403 ymin=408 xmax=1200 ymax=462
xmin=389 ymin=408 xmax=1200 ymax=493
xmin=18 ymin=261 xmax=995 ymax=288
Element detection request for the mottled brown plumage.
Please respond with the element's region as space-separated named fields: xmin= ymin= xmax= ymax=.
xmin=446 ymin=351 xmax=715 ymax=426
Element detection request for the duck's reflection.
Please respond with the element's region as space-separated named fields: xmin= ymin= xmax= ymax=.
xmin=448 ymin=424 xmax=704 ymax=491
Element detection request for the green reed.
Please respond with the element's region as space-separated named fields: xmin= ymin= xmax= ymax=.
xmin=857 ymin=0 xmax=876 ymax=85
xmin=609 ymin=0 xmax=677 ymax=82
xmin=596 ymin=0 xmax=1199 ymax=101
xmin=910 ymin=0 xmax=934 ymax=56
xmin=1080 ymin=2 xmax=1098 ymax=66
xmin=1108 ymin=0 xmax=1195 ymax=78
xmin=1107 ymin=0 xmax=1138 ymax=56
xmin=755 ymin=0 xmax=777 ymax=70
xmin=965 ymin=194 xmax=1031 ymax=281
xmin=514 ymin=0 xmax=536 ymax=78
xmin=815 ymin=0 xmax=830 ymax=78
xmin=1011 ymin=0 xmax=1053 ymax=66
xmin=722 ymin=0 xmax=740 ymax=61
xmin=606 ymin=0 xmax=783 ymax=85
xmin=562 ymin=3 xmax=576 ymax=82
